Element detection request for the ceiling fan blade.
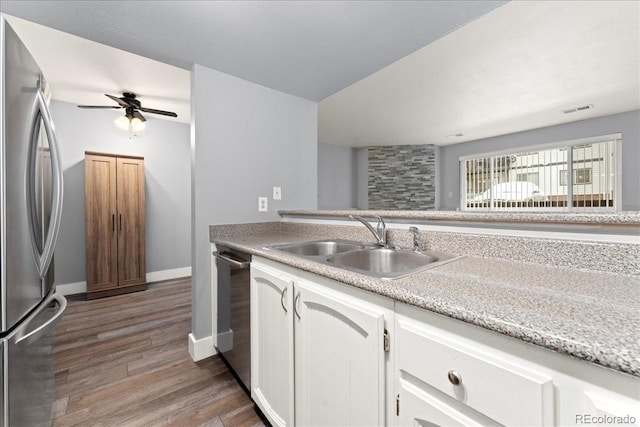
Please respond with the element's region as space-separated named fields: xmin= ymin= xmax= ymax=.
xmin=77 ymin=105 xmax=122 ymax=109
xmin=138 ymin=107 xmax=178 ymax=117
xmin=133 ymin=110 xmax=146 ymax=122
xmin=105 ymin=93 xmax=133 ymax=108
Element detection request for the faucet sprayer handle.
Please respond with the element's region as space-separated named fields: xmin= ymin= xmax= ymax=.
xmin=376 ymin=216 xmax=386 ymax=241
xmin=409 ymin=226 xmax=421 ymax=252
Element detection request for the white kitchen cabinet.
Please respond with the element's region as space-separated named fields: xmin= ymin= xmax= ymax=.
xmin=294 ymin=276 xmax=388 ymax=426
xmin=250 ymin=258 xmax=639 ymax=427
xmin=395 ymin=306 xmax=554 ymax=426
xmin=251 ymin=257 xmax=394 ymax=427
xmin=250 ymin=261 xmax=294 ymax=427
xmin=394 ymin=302 xmax=640 ymax=427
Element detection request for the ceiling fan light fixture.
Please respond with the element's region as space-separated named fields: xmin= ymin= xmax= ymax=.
xmin=130 ymin=117 xmax=146 ymax=132
xmin=115 ymin=113 xmax=146 ymax=133
xmin=115 ymin=114 xmax=131 ymax=131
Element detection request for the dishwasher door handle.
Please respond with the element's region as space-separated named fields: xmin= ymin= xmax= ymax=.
xmin=213 ymin=251 xmax=250 ymax=269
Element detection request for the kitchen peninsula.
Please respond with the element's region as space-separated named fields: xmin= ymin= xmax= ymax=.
xmin=210 ymin=211 xmax=639 ymax=426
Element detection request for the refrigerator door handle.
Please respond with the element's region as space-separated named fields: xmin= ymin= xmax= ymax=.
xmin=26 ymin=87 xmax=64 ymax=278
xmin=13 ymin=293 xmax=67 ymax=350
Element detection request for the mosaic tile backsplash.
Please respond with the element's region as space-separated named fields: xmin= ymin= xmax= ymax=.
xmin=368 ymin=145 xmax=436 ymax=210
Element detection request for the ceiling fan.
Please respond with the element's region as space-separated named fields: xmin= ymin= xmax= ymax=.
xmin=78 ymin=92 xmax=177 ymax=131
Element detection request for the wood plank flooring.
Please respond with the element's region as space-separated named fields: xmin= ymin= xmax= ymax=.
xmin=54 ymin=278 xmax=266 ymax=427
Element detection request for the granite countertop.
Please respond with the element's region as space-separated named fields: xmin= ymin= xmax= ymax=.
xmin=211 ymin=224 xmax=640 ymax=377
xmin=280 ymin=209 xmax=640 ymax=225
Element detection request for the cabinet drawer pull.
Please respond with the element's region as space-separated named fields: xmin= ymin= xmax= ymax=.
xmin=448 ymin=370 xmax=462 ymax=386
xmin=280 ymin=287 xmax=288 ymax=313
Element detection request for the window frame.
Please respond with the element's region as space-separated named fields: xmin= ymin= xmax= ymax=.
xmin=459 ymin=133 xmax=621 ymax=212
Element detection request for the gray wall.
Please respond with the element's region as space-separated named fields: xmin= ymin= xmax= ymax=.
xmin=440 ymin=110 xmax=640 ymax=210
xmin=318 ymin=142 xmax=357 ymax=209
xmin=191 ymin=64 xmax=317 ymax=339
xmin=50 ymin=100 xmax=191 ymax=285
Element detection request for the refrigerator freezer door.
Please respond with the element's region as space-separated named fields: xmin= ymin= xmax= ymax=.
xmin=1 ymin=20 xmax=59 ymax=333
xmin=1 ymin=292 xmax=66 ymax=427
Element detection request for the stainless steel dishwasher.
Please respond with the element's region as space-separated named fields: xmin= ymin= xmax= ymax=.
xmin=213 ymin=246 xmax=251 ymax=392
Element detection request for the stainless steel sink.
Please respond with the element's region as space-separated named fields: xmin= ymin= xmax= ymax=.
xmin=327 ymin=248 xmax=462 ymax=279
xmin=267 ymin=239 xmax=462 ymax=280
xmin=268 ymin=240 xmax=366 ymax=257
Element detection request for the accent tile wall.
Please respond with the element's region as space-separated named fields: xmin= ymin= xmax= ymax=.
xmin=368 ymin=145 xmax=436 ymax=209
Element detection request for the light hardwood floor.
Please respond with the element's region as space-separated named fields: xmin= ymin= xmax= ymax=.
xmin=54 ymin=278 xmax=266 ymax=427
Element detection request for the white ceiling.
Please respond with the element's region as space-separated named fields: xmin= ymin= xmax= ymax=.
xmin=319 ymin=1 xmax=640 ymax=146
xmin=2 ymin=1 xmax=638 ymax=146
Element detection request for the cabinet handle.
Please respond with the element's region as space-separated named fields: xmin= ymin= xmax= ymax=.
xmin=112 ymin=214 xmax=115 ymax=232
xmin=447 ymin=370 xmax=462 ymax=386
xmin=280 ymin=287 xmax=288 ymax=313
xmin=294 ymin=292 xmax=301 ymax=319
xmin=119 ymin=214 xmax=122 ymax=231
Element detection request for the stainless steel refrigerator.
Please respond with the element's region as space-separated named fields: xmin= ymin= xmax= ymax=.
xmin=0 ymin=18 xmax=67 ymax=427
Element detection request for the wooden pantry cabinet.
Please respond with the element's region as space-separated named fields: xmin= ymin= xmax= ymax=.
xmin=85 ymin=152 xmax=146 ymax=299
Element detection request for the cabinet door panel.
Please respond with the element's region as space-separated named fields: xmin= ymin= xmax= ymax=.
xmin=294 ymin=279 xmax=385 ymax=427
xmin=250 ymin=264 xmax=294 ymax=427
xmin=85 ymin=155 xmax=117 ymax=290
xmin=397 ymin=372 xmax=501 ymax=427
xmin=116 ymin=157 xmax=145 ymax=286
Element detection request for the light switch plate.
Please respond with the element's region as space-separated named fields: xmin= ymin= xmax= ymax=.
xmin=258 ymin=197 xmax=268 ymax=212
xmin=273 ymin=186 xmax=282 ymax=200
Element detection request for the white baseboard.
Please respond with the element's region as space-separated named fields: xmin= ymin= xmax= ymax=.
xmin=188 ymin=333 xmax=217 ymax=362
xmin=146 ymin=266 xmax=192 ymax=283
xmin=56 ymin=266 xmax=192 ymax=296
xmin=56 ymin=281 xmax=87 ymax=296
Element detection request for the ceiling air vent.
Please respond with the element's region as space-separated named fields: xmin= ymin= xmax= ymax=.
xmin=563 ymin=104 xmax=594 ymax=114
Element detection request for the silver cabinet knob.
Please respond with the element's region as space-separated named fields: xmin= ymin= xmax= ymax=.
xmin=447 ymin=370 xmax=462 ymax=385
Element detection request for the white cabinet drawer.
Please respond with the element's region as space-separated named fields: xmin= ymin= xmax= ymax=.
xmin=396 ymin=314 xmax=554 ymax=426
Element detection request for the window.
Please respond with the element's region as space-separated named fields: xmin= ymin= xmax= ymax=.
xmin=560 ymin=169 xmax=592 ymax=186
xmin=559 ymin=170 xmax=567 ymax=186
xmin=461 ymin=134 xmax=620 ymax=211
xmin=575 ymin=168 xmax=592 ymax=184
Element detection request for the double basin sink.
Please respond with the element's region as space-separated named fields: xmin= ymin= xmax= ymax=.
xmin=266 ymin=239 xmax=462 ymax=280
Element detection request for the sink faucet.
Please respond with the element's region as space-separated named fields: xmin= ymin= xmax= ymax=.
xmin=349 ymin=215 xmax=387 ymax=247
xmin=409 ymin=226 xmax=421 ymax=252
